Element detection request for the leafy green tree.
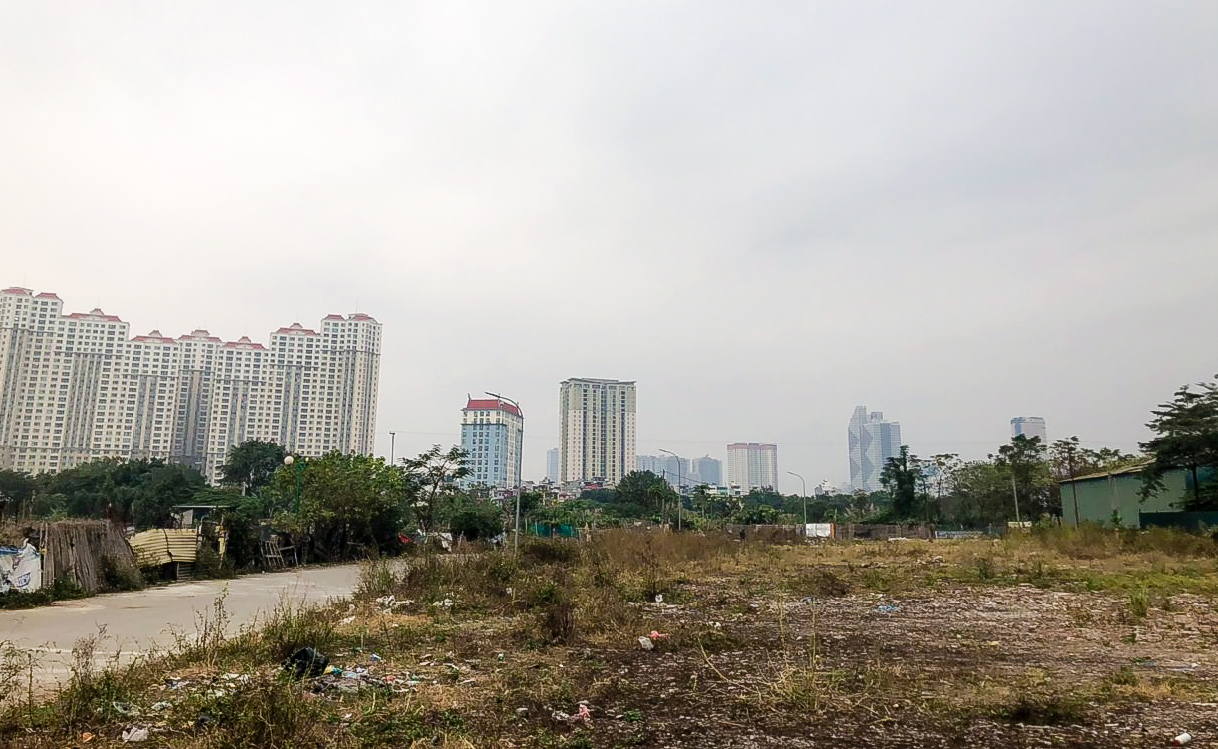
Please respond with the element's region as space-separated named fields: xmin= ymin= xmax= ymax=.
xmin=1140 ymin=378 xmax=1218 ymax=508
xmin=273 ymin=451 xmax=407 ymax=559
xmin=0 ymin=470 xmax=35 ymax=519
xmin=403 ymin=445 xmax=469 ymax=531
xmin=945 ymin=461 xmax=1010 ymax=527
xmin=131 ymin=464 xmax=208 ymax=529
xmin=614 ymin=471 xmax=677 ymax=520
xmin=993 ymin=435 xmax=1056 ymax=518
xmin=580 ymin=488 xmax=616 ymax=504
xmin=447 ymin=498 xmax=504 ymax=541
xmin=880 ymin=445 xmax=925 ymax=520
xmin=732 ymin=504 xmax=780 ymax=524
xmin=221 ymin=440 xmax=287 ymax=495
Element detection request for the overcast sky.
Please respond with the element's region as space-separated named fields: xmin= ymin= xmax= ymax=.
xmin=3 ymin=1 xmax=1217 ymax=490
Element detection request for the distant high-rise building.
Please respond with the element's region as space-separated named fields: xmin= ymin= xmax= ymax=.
xmin=545 ymin=447 xmax=560 ymax=482
xmin=636 ymin=454 xmax=689 ymax=487
xmin=1011 ymin=417 xmax=1047 ymax=444
xmin=848 ymin=406 xmax=902 ymax=493
xmin=460 ymin=395 xmax=523 ymax=488
xmin=691 ymin=455 xmax=722 ymax=486
xmin=0 ymin=287 xmax=380 ymax=480
xmin=725 ymin=443 xmax=778 ymax=491
xmin=559 ymin=378 xmax=636 ymax=485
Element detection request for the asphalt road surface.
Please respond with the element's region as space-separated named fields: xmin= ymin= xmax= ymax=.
xmin=0 ymin=564 xmax=364 ymax=689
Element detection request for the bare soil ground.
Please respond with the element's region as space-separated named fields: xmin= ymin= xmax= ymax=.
xmin=3 ymin=531 xmax=1218 ymax=748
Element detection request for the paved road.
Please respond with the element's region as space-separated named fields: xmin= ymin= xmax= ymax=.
xmin=0 ymin=564 xmax=364 ymax=689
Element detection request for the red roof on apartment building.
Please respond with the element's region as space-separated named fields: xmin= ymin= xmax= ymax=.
xmin=66 ymin=309 xmax=124 ymax=322
xmin=132 ymin=330 xmax=175 ymax=343
xmin=1 ymin=287 xmax=32 ymax=295
xmin=177 ymin=330 xmax=223 ymax=342
xmin=274 ymin=322 xmax=319 ymax=335
xmin=35 ymin=292 xmax=61 ymax=300
xmin=223 ymin=336 xmax=267 ymax=350
xmin=464 ymin=398 xmax=522 ymax=417
xmin=348 ymin=313 xmax=375 ymax=322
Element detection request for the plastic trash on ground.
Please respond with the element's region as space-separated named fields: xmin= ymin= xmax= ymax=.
xmin=121 ymin=727 xmax=149 ymax=743
xmin=1173 ymin=733 xmax=1192 ymax=746
xmin=284 ymin=647 xmax=330 ymax=678
xmin=638 ymin=636 xmax=654 ymax=651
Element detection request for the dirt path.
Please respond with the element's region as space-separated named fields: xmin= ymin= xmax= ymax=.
xmin=0 ymin=564 xmax=362 ymax=689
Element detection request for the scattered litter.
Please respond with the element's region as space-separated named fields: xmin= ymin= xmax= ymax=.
xmin=648 ymin=631 xmax=670 ymax=640
xmin=369 ymin=653 xmax=383 ymax=662
xmin=877 ymin=605 xmax=900 ymax=613
xmin=284 ymin=647 xmax=330 ymax=678
xmin=121 ymin=727 xmax=149 ymax=743
xmin=324 ymin=665 xmax=342 ymax=675
xmin=150 ymin=702 xmax=171 ymax=712
xmin=497 ymin=652 xmax=506 ymax=662
xmin=312 ymin=672 xmax=389 ymax=695
xmin=1173 ymin=732 xmax=1192 ymax=746
xmin=340 ymin=616 xmax=356 ymax=625
xmin=638 ymin=636 xmax=654 ymax=651
xmin=574 ymin=704 xmax=593 ymax=725
xmin=515 ymin=707 xmax=529 ymax=716
xmin=374 ymin=595 xmax=395 ymax=606
xmin=654 ymin=594 xmax=664 ymax=604
xmin=112 ymin=701 xmax=139 ymax=717
xmin=166 ymin=678 xmax=191 ymax=690
xmin=81 ymin=733 xmax=95 ymax=743
xmin=551 ymin=710 xmax=570 ymax=722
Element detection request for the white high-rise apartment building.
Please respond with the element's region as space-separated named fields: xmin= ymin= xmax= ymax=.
xmin=545 ymin=448 xmax=560 ymax=482
xmin=559 ymin=378 xmax=636 ymax=485
xmin=725 ymin=443 xmax=779 ymax=492
xmin=848 ymin=406 xmax=902 ymax=493
xmin=459 ymin=396 xmax=524 ymax=489
xmin=0 ymin=288 xmax=381 ymax=480
xmin=1010 ymin=417 xmax=1047 ymax=443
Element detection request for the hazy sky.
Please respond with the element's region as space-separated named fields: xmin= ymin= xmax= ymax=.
xmin=3 ymin=1 xmax=1217 ymax=491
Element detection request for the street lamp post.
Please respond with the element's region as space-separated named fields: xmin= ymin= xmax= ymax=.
xmin=389 ymin=431 xmax=396 ymax=465
xmin=486 ymin=392 xmax=524 ymax=554
xmin=284 ymin=455 xmax=303 ymax=514
xmin=659 ymin=449 xmax=682 ymax=531
xmin=787 ymin=470 xmax=807 ymax=527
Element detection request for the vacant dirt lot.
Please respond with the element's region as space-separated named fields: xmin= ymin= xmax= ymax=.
xmin=3 ymin=530 xmax=1217 ymax=747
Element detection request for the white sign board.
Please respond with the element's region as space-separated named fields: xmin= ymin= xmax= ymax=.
xmin=0 ymin=542 xmax=42 ymax=593
xmin=804 ymin=523 xmax=833 ymax=538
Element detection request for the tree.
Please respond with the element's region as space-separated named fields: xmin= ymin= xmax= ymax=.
xmin=880 ymin=445 xmax=924 ymax=520
xmin=447 ymin=498 xmax=504 ymax=541
xmin=1141 ymin=378 xmax=1218 ymax=508
xmin=993 ymin=435 xmax=1055 ymax=519
xmin=274 ymin=451 xmax=408 ymax=558
xmin=614 ymin=471 xmax=677 ymax=520
xmin=131 ymin=464 xmax=208 ymax=529
xmin=221 ymin=440 xmax=287 ymax=496
xmin=0 ymin=470 xmax=35 ymax=520
xmin=402 ymin=445 xmax=469 ymax=531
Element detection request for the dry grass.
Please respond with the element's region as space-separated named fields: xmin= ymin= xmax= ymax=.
xmin=7 ymin=525 xmax=1218 ymax=747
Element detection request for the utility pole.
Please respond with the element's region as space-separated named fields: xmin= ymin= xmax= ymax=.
xmin=486 ymin=392 xmax=524 ymax=554
xmin=1011 ymin=473 xmax=1021 ymax=524
xmin=659 ymin=449 xmax=682 ymax=531
xmin=389 ymin=431 xmax=396 ymax=465
xmin=787 ymin=470 xmax=808 ymax=527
